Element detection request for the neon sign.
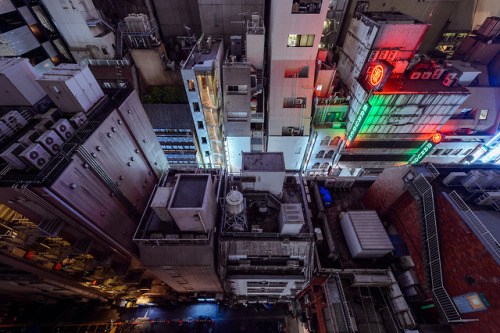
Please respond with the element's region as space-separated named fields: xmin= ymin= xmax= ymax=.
xmin=409 ymin=133 xmax=445 ymax=164
xmin=345 ymin=103 xmax=371 ymax=147
xmin=431 ymin=132 xmax=443 ymax=144
xmin=370 ymin=65 xmax=384 ymax=86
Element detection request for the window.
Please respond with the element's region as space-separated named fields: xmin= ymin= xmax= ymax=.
xmin=432 ymin=149 xmax=443 ymax=155
xmin=316 ymin=150 xmax=325 ymax=158
xmin=287 ymin=34 xmax=315 ymax=47
xmin=101 ymin=47 xmax=108 ymax=55
xmin=291 ymin=0 xmax=322 ymax=14
xmin=325 ymin=150 xmax=334 ymax=158
xmin=312 ymin=163 xmax=320 ymax=169
xmin=227 ymin=85 xmax=248 ymax=95
xmin=197 ymin=121 xmax=204 ymax=129
xmin=463 ymin=148 xmax=473 ymax=156
xmin=201 ymin=137 xmax=207 ymax=144
xmin=193 ymin=102 xmax=200 ymax=112
xmin=452 ymin=149 xmax=462 ymax=156
xmin=187 ymin=80 xmax=195 ymax=91
xmin=331 ymin=136 xmax=341 ymax=146
xmin=442 ymin=149 xmax=453 ymax=156
xmin=283 ymin=97 xmax=306 ymax=108
xmin=480 ymin=109 xmax=488 ymax=120
xmin=284 ymin=66 xmax=309 ymax=78
xmin=205 ymin=151 xmax=210 ymax=157
xmin=320 ymin=136 xmax=331 ymax=146
xmin=321 ymin=162 xmax=330 ymax=170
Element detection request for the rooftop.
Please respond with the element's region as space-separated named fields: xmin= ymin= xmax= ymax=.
xmin=375 ymin=77 xmax=470 ymax=95
xmin=170 ymin=174 xmax=208 ymax=208
xmin=143 ymin=104 xmax=193 ymax=130
xmin=183 ymin=38 xmax=223 ymax=71
xmin=363 ymin=11 xmax=424 ymax=24
xmin=241 ymin=152 xmax=285 ymax=172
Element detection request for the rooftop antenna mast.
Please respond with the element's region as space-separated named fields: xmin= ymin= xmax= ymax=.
xmin=177 ymin=25 xmax=198 ymax=51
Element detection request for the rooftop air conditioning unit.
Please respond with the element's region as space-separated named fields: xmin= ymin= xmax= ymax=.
xmin=410 ymin=71 xmax=422 ymax=80
xmin=51 ymin=119 xmax=74 ymax=140
xmin=0 ymin=122 xmax=14 ymax=140
xmin=421 ymin=71 xmax=432 ymax=79
xmin=41 ymin=108 xmax=60 ymax=122
xmin=2 ymin=111 xmax=28 ymax=131
xmin=0 ymin=143 xmax=28 ymax=169
xmin=442 ymin=172 xmax=468 ymax=186
xmin=295 ymin=98 xmax=304 ymax=105
xmin=251 ymin=225 xmax=263 ymax=233
xmin=18 ymin=143 xmax=51 ymax=170
xmin=368 ymin=50 xmax=379 ymax=62
xmin=475 ymin=192 xmax=500 ymax=206
xmin=378 ymin=50 xmax=389 ymax=60
xmin=18 ymin=129 xmax=40 ymax=148
xmin=387 ymin=49 xmax=399 ymax=62
xmin=69 ymin=112 xmax=87 ymax=128
xmin=36 ymin=130 xmax=64 ymax=155
xmin=34 ymin=118 xmax=54 ymax=133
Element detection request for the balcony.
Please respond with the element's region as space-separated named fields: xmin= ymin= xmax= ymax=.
xmin=291 ymin=0 xmax=322 ymax=14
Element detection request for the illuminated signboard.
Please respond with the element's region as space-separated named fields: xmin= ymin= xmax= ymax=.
xmin=345 ymin=103 xmax=371 ymax=147
xmin=370 ymin=65 xmax=384 ymax=86
xmin=363 ymin=60 xmax=394 ymax=91
xmin=409 ymin=132 xmax=444 ymax=164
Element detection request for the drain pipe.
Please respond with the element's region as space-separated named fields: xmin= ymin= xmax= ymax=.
xmin=311 ymin=181 xmax=339 ymax=261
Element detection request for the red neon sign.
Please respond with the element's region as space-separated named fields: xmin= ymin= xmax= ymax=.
xmin=431 ymin=132 xmax=443 ymax=144
xmin=370 ymin=65 xmax=384 ymax=86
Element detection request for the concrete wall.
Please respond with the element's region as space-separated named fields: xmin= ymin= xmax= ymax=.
xmin=267 ymin=136 xmax=310 ymax=170
xmin=152 ymin=0 xmax=201 ymax=38
xmin=42 ymin=0 xmax=115 ymax=62
xmin=131 ymin=45 xmax=183 ymax=87
xmin=227 ymin=136 xmax=250 ymax=173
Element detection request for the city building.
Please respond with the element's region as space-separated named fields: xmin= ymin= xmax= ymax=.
xmin=119 ymin=13 xmax=180 ymax=87
xmin=133 ymin=169 xmax=223 ymax=296
xmin=336 ymin=11 xmax=470 ymax=176
xmin=267 ymin=0 xmax=329 ymax=170
xmin=363 ymin=163 xmax=500 ymax=332
xmin=41 ymin=0 xmax=115 ymax=63
xmin=218 ymin=152 xmax=314 ymax=303
xmin=0 ymin=0 xmax=73 ymax=73
xmin=223 ymin=15 xmax=265 ymax=172
xmin=0 ymin=60 xmax=167 ymax=300
xmin=143 ymin=103 xmax=200 ymax=167
xmin=181 ymin=36 xmax=224 ymax=168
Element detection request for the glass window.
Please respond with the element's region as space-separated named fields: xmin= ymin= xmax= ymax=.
xmin=432 ymin=149 xmax=443 ymax=155
xmin=442 ymin=149 xmax=453 ymax=155
xmin=287 ymin=34 xmax=315 ymax=47
xmin=291 ymin=0 xmax=322 ymax=14
xmin=283 ymin=97 xmax=306 ymax=108
xmin=201 ymin=137 xmax=208 ymax=144
xmin=197 ymin=121 xmax=204 ymax=129
xmin=480 ymin=109 xmax=488 ymax=120
xmin=284 ymin=66 xmax=309 ymax=78
xmin=193 ymin=102 xmax=200 ymax=112
xmin=187 ymin=80 xmax=195 ymax=91
xmin=452 ymin=149 xmax=462 ymax=155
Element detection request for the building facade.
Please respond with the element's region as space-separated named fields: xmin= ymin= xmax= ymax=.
xmin=267 ymin=0 xmax=329 ymax=170
xmin=181 ymin=36 xmax=225 ymax=168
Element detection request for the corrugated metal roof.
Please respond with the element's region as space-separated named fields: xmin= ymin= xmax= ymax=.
xmin=143 ymin=104 xmax=193 ymax=130
xmin=346 ymin=210 xmax=394 ymax=250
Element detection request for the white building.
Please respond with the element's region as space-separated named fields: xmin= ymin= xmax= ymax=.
xmin=267 ymin=0 xmax=328 ymax=170
xmin=223 ymin=16 xmax=265 ymax=172
xmin=181 ymin=36 xmax=225 ymax=168
xmin=41 ymin=0 xmax=115 ymax=63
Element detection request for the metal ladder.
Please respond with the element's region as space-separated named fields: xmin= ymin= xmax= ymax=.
xmin=449 ymin=191 xmax=500 ymax=262
xmin=408 ymin=175 xmax=462 ymax=322
xmin=334 ymin=273 xmax=355 ymax=333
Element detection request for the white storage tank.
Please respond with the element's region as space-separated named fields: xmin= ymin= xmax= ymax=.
xmin=36 ymin=64 xmax=104 ymax=114
xmin=0 ymin=58 xmax=47 ymax=106
xmin=226 ymin=189 xmax=244 ymax=215
xmin=340 ymin=210 xmax=394 ymax=259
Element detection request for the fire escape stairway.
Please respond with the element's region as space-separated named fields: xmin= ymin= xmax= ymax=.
xmin=115 ymin=29 xmax=123 ymax=59
xmin=334 ymin=273 xmax=355 ymax=333
xmin=406 ymin=174 xmax=462 ymax=323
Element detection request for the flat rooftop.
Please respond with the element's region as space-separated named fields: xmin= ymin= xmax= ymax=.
xmin=143 ymin=104 xmax=193 ymax=130
xmin=375 ymin=78 xmax=470 ymax=95
xmin=170 ymin=174 xmax=208 ymax=208
xmin=242 ymin=152 xmax=285 ymax=172
xmin=183 ymin=39 xmax=223 ymax=71
xmin=364 ymin=11 xmax=424 ymax=24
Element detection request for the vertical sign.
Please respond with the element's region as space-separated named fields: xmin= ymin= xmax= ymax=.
xmin=345 ymin=103 xmax=371 ymax=147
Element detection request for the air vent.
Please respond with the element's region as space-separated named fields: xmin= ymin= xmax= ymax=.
xmin=1 ymin=111 xmax=28 ymax=131
xmin=72 ymin=238 xmax=93 ymax=254
xmin=18 ymin=143 xmax=51 ymax=170
xmin=36 ymin=130 xmax=64 ymax=155
xmin=37 ymin=218 xmax=64 ymax=237
xmin=69 ymin=112 xmax=87 ymax=128
xmin=51 ymin=119 xmax=75 ymax=140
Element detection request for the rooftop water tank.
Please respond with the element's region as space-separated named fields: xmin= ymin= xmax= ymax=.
xmin=226 ymin=190 xmax=244 ymax=215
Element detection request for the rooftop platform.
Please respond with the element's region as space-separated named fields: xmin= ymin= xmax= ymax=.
xmin=183 ymin=39 xmax=223 ymax=71
xmin=242 ymin=152 xmax=285 ymax=172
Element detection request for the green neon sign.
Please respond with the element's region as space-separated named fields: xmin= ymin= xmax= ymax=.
xmin=410 ymin=141 xmax=435 ymax=164
xmin=345 ymin=103 xmax=371 ymax=147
